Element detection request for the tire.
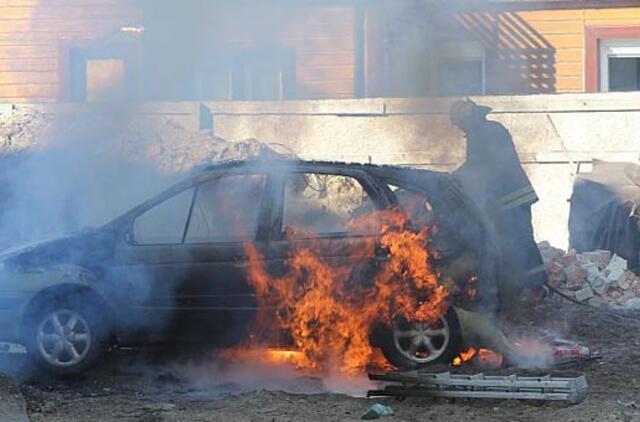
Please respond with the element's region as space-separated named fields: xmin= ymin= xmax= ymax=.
xmin=22 ymin=292 xmax=110 ymax=376
xmin=380 ymin=308 xmax=462 ymax=369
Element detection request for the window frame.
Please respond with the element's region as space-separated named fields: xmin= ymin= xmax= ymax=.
xmin=599 ymin=39 xmax=640 ymax=92
xmin=433 ymin=40 xmax=487 ymax=96
xmin=195 ymin=47 xmax=296 ymax=101
xmin=130 ymin=186 xmax=197 ymax=246
xmin=585 ymin=26 xmax=640 ymax=92
xmin=275 ymin=168 xmax=387 ymax=240
xmin=127 ymin=171 xmax=270 ymax=246
xmin=183 ymin=173 xmax=269 ymax=245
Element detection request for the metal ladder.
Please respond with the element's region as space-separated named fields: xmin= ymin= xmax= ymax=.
xmin=368 ymin=371 xmax=589 ymax=404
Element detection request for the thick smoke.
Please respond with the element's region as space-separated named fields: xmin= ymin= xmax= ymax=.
xmin=0 ymin=106 xmax=173 ymax=247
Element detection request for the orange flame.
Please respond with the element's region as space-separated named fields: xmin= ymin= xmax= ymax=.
xmin=453 ymin=347 xmax=503 ymax=367
xmin=242 ymin=209 xmax=453 ymax=375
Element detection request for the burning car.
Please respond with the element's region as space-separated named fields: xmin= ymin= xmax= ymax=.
xmin=0 ymin=159 xmax=499 ymax=375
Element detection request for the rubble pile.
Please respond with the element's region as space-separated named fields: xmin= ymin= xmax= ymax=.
xmin=539 ymin=242 xmax=640 ymax=311
xmin=119 ymin=117 xmax=281 ymax=172
xmin=0 ymin=105 xmax=280 ymax=172
xmin=0 ymin=107 xmax=51 ymax=154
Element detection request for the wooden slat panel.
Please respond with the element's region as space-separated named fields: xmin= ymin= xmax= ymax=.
xmin=0 ymin=32 xmax=91 ymax=45
xmin=0 ymin=57 xmax=56 ymax=71
xmin=555 ymin=76 xmax=583 ymax=91
xmin=0 ymin=97 xmax=53 ymax=103
xmin=0 ymin=6 xmax=136 ymax=20
xmin=517 ymin=9 xmax=584 ymax=22
xmin=584 ymin=7 xmax=640 ymax=20
xmin=282 ymin=37 xmax=353 ymax=53
xmin=298 ymin=52 xmax=354 ymax=66
xmin=555 ymin=62 xmax=582 ymax=77
xmin=0 ymin=45 xmax=58 ymax=59
xmin=523 ymin=19 xmax=584 ymax=35
xmin=2 ymin=0 xmax=132 ymax=5
xmin=555 ymin=48 xmax=583 ymax=63
xmin=302 ymin=79 xmax=354 ymax=93
xmin=0 ymin=83 xmax=57 ymax=98
xmin=0 ymin=18 xmax=133 ymax=33
xmin=293 ymin=6 xmax=354 ymax=25
xmin=543 ymin=34 xmax=583 ymax=49
xmin=283 ymin=23 xmax=354 ymax=39
xmin=585 ymin=18 xmax=640 ymax=26
xmin=297 ymin=65 xmax=354 ymax=82
xmin=0 ymin=71 xmax=56 ymax=84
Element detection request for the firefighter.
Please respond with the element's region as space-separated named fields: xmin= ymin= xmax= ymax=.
xmin=449 ymin=99 xmax=547 ymax=305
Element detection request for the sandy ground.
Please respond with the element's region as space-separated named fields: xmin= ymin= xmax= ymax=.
xmin=2 ymin=297 xmax=640 ymax=422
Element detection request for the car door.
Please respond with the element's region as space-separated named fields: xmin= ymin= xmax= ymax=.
xmin=261 ymin=167 xmax=392 ymax=294
xmin=112 ymin=170 xmax=272 ymax=343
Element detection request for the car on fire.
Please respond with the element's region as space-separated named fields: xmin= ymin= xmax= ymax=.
xmin=0 ymin=159 xmax=500 ymax=375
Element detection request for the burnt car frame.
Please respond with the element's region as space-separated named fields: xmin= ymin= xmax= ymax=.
xmin=0 ymin=159 xmax=499 ymax=374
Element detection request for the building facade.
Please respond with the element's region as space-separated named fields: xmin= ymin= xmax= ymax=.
xmin=2 ymin=0 xmax=640 ymax=103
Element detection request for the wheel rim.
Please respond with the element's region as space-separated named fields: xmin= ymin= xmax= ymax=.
xmin=36 ymin=309 xmax=91 ymax=367
xmin=392 ymin=317 xmax=450 ymax=364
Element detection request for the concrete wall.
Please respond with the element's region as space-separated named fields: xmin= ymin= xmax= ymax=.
xmin=3 ymin=92 xmax=640 ymax=249
xmin=203 ymin=92 xmax=640 ymax=249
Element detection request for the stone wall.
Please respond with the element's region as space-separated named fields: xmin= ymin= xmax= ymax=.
xmin=2 ymin=92 xmax=639 ymax=249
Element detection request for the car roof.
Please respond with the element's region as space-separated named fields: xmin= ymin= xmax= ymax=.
xmin=192 ymin=158 xmax=452 ymax=187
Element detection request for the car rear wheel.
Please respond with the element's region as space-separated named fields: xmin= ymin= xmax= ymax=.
xmin=23 ymin=295 xmax=109 ymax=376
xmin=380 ymin=308 xmax=462 ymax=369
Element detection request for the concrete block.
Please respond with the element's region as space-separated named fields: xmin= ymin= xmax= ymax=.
xmin=575 ymin=286 xmax=595 ymax=302
xmin=581 ymin=262 xmax=602 ymax=282
xmin=581 ymin=250 xmax=611 ymax=269
xmin=589 ymin=275 xmax=609 ymax=296
xmin=606 ymin=267 xmax=627 ymax=284
xmin=618 ymin=273 xmax=634 ymax=290
xmin=605 ymin=254 xmax=627 ymax=273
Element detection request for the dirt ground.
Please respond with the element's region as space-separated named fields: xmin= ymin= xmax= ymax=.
xmin=2 ymin=297 xmax=640 ymax=422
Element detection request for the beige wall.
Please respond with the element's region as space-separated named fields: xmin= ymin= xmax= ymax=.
xmin=3 ymin=92 xmax=640 ymax=249
xmin=203 ymin=92 xmax=640 ymax=249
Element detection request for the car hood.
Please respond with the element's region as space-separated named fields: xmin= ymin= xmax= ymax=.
xmin=0 ymin=227 xmax=116 ymax=272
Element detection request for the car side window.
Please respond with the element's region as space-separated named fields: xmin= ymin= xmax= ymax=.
xmin=185 ymin=174 xmax=267 ymax=243
xmin=133 ymin=188 xmax=195 ymax=245
xmin=389 ymin=185 xmax=434 ymax=226
xmin=282 ymin=173 xmax=376 ymax=237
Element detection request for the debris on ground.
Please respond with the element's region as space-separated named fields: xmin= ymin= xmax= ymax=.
xmin=539 ymin=242 xmax=640 ymax=310
xmin=0 ymin=373 xmax=28 ymax=422
xmin=361 ymin=403 xmax=393 ymax=420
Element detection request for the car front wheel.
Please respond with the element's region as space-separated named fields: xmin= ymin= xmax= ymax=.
xmin=23 ymin=296 xmax=108 ymax=376
xmin=380 ymin=308 xmax=462 ymax=369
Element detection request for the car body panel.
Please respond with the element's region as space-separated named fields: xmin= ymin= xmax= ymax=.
xmin=0 ymin=159 xmax=500 ymax=348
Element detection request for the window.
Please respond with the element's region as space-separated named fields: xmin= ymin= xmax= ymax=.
xmin=434 ymin=41 xmax=486 ymax=96
xmin=197 ymin=48 xmax=295 ymax=101
xmin=69 ymin=47 xmax=134 ymax=102
xmin=85 ymin=59 xmax=126 ymax=101
xmin=185 ymin=174 xmax=266 ymax=243
xmin=282 ymin=173 xmax=375 ymax=236
xmin=133 ymin=188 xmax=194 ymax=245
xmin=600 ymin=39 xmax=640 ymax=92
xmin=389 ymin=185 xmax=434 ymax=226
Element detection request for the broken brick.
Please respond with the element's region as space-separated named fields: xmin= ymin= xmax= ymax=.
xmin=564 ymin=264 xmax=587 ymax=289
xmin=589 ymin=275 xmax=609 ymax=296
xmin=574 ymin=286 xmax=595 ymax=302
xmin=619 ymin=273 xmax=634 ymax=290
xmin=581 ymin=250 xmax=611 ymax=269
